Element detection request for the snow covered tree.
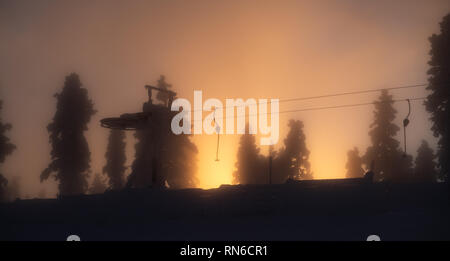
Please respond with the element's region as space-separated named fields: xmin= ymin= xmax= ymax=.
xmin=414 ymin=140 xmax=438 ymax=182
xmin=41 ymin=73 xmax=96 ymax=195
xmin=103 ymin=129 xmax=126 ymax=190
xmin=363 ymin=90 xmax=413 ymax=182
xmin=425 ymin=13 xmax=450 ymax=181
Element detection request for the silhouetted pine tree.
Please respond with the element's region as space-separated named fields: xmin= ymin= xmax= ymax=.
xmin=89 ymin=173 xmax=107 ymax=194
xmin=267 ymin=144 xmax=276 ymax=184
xmin=345 ymin=147 xmax=364 ymax=178
xmin=129 ymin=129 xmax=152 ymax=187
xmin=414 ymin=140 xmax=438 ymax=182
xmin=363 ymin=90 xmax=413 ymax=182
xmin=0 ymin=99 xmax=15 ymax=201
xmin=233 ymin=124 xmax=266 ymax=184
xmin=275 ymin=120 xmax=312 ymax=182
xmin=41 ymin=73 xmax=96 ymax=196
xmin=425 ymin=13 xmax=450 ymax=181
xmin=103 ymin=129 xmax=126 ymax=190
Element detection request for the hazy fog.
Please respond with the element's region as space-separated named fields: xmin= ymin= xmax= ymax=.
xmin=0 ymin=0 xmax=448 ymax=197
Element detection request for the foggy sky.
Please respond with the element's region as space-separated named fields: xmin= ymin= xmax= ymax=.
xmin=0 ymin=0 xmax=449 ymax=198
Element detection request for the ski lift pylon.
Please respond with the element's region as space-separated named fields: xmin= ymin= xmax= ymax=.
xmin=402 ymin=99 xmax=411 ymax=157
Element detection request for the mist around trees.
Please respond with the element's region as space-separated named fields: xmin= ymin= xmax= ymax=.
xmin=345 ymin=13 xmax=449 ymax=183
xmin=1 ymin=13 xmax=448 ymax=198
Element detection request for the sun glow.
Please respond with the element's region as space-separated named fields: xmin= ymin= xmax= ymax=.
xmin=194 ymin=134 xmax=237 ymax=189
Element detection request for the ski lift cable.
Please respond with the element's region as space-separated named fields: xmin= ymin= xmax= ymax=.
xmin=188 ymin=83 xmax=429 ymax=113
xmin=207 ymin=97 xmax=422 ymax=162
xmin=192 ymin=96 xmax=427 ymax=122
xmin=279 ymin=84 xmax=426 ymax=103
xmin=278 ymin=97 xmax=422 ymax=115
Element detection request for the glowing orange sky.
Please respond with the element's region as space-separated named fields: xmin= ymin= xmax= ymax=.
xmin=0 ymin=0 xmax=449 ymax=196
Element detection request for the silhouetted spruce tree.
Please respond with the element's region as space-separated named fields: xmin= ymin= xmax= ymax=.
xmin=414 ymin=140 xmax=438 ymax=182
xmin=40 ymin=73 xmax=96 ymax=196
xmin=275 ymin=120 xmax=312 ymax=182
xmin=155 ymin=75 xmax=172 ymax=106
xmin=233 ymin=124 xmax=266 ymax=184
xmin=129 ymin=129 xmax=152 ymax=187
xmin=267 ymin=144 xmax=276 ymax=184
xmin=0 ymin=99 xmax=16 ymax=201
xmin=89 ymin=173 xmax=107 ymax=194
xmin=363 ymin=90 xmax=413 ymax=182
xmin=345 ymin=147 xmax=365 ymax=178
xmin=271 ymin=150 xmax=289 ymax=184
xmin=425 ymin=13 xmax=450 ymax=181
xmin=103 ymin=129 xmax=126 ymax=190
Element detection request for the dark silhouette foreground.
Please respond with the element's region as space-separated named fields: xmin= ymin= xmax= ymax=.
xmin=0 ymin=181 xmax=449 ymax=241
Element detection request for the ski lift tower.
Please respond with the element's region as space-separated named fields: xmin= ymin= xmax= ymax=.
xmin=100 ymin=85 xmax=177 ymax=188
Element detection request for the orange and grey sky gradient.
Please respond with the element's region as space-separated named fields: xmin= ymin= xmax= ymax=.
xmin=1 ymin=0 xmax=449 ymax=198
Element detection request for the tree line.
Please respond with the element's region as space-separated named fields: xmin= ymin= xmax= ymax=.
xmin=231 ymin=13 xmax=450 ymax=185
xmin=346 ymin=14 xmax=449 ymax=183
xmin=1 ymin=74 xmax=199 ymax=199
xmin=233 ymin=119 xmax=312 ymax=184
xmin=345 ymin=90 xmax=436 ymax=182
